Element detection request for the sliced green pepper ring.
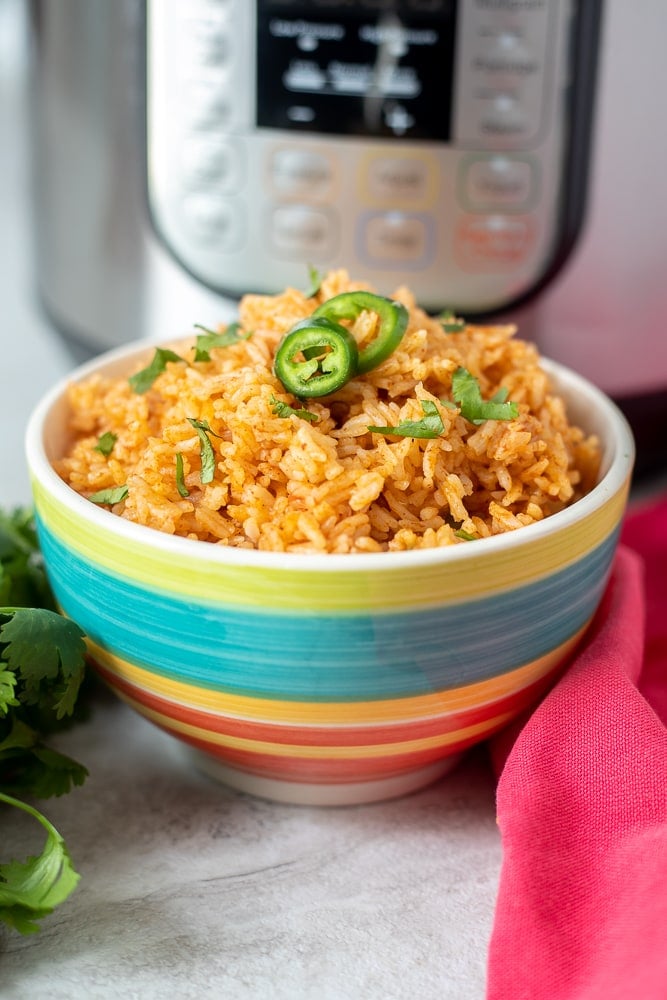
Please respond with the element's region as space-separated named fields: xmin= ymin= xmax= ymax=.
xmin=273 ymin=316 xmax=359 ymax=398
xmin=311 ymin=291 xmax=409 ymax=374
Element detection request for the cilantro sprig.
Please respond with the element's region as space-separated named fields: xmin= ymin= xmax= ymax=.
xmin=368 ymin=400 xmax=445 ymax=439
xmin=128 ymin=347 xmax=186 ymax=394
xmin=270 ymin=395 xmax=318 ymax=423
xmin=0 ymin=507 xmax=89 ymax=933
xmin=0 ymin=791 xmax=81 ymax=934
xmin=188 ymin=418 xmax=222 ymax=484
xmin=451 ymin=367 xmax=519 ymax=425
xmin=439 ymin=309 xmax=466 ymax=334
xmin=93 ymin=432 xmax=117 ymax=457
xmin=88 ymin=485 xmax=128 ymax=506
xmin=303 ymin=263 xmax=324 ymax=298
xmin=175 ymin=453 xmax=190 ymax=497
xmin=192 ymin=323 xmax=250 ymax=362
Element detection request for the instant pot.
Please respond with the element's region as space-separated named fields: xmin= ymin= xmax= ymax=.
xmin=27 ymin=0 xmax=667 ymax=474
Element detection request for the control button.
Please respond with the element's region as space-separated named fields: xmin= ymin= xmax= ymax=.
xmin=359 ymin=212 xmax=434 ymax=268
xmin=184 ymin=75 xmax=234 ymax=130
xmin=177 ymin=0 xmax=234 ymax=67
xmin=473 ymin=33 xmax=539 ymax=78
xmin=181 ymin=138 xmax=242 ymax=191
xmin=270 ymin=205 xmax=337 ymax=259
xmin=362 ymin=154 xmax=437 ymax=207
xmin=479 ymin=94 xmax=529 ymax=138
xmin=455 ymin=215 xmax=536 ymax=272
xmin=269 ymin=148 xmax=336 ymax=200
xmin=460 ymin=155 xmax=537 ymax=212
xmin=183 ymin=23 xmax=229 ymax=66
xmin=181 ymin=194 xmax=243 ymax=249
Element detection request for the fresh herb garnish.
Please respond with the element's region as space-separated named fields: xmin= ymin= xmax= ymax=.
xmin=175 ymin=453 xmax=190 ymax=497
xmin=303 ymin=263 xmax=323 ymax=298
xmin=451 ymin=367 xmax=519 ymax=425
xmin=368 ymin=400 xmax=445 ymax=439
xmin=187 ymin=418 xmax=221 ymax=484
xmin=192 ymin=323 xmax=250 ymax=363
xmin=270 ymin=395 xmax=318 ymax=423
xmin=0 ymin=507 xmax=88 ymax=933
xmin=0 ymin=791 xmax=81 ymax=934
xmin=88 ymin=485 xmax=128 ymax=505
xmin=454 ymin=529 xmax=477 ymax=541
xmin=128 ymin=348 xmax=185 ymax=394
xmin=93 ymin=432 xmax=117 ymax=457
xmin=439 ymin=309 xmax=466 ymax=334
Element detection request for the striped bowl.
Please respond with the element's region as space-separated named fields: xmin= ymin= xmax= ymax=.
xmin=25 ymin=344 xmax=634 ymax=805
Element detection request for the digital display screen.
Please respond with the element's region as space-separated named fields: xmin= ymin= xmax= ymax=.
xmin=256 ymin=0 xmax=458 ymax=140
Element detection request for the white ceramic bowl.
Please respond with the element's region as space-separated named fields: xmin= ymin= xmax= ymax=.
xmin=26 ymin=342 xmax=635 ymax=805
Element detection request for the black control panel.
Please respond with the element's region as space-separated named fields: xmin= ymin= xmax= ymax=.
xmin=256 ymin=0 xmax=458 ymax=139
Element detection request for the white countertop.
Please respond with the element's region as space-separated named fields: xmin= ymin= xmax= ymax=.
xmin=0 ymin=6 xmax=501 ymax=997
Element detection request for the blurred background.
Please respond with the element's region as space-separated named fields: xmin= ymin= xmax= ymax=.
xmin=2 ymin=0 xmax=666 ymax=502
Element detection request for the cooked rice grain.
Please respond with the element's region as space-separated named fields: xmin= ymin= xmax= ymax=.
xmin=55 ymin=271 xmax=601 ymax=553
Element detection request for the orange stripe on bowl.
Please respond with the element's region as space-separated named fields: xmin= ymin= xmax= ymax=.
xmin=153 ymin=726 xmax=494 ymax=784
xmin=94 ymin=659 xmax=559 ymax=746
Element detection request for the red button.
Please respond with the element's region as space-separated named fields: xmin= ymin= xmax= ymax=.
xmin=455 ymin=215 xmax=536 ymax=271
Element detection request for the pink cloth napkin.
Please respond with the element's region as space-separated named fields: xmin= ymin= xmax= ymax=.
xmin=486 ymin=495 xmax=667 ymax=1000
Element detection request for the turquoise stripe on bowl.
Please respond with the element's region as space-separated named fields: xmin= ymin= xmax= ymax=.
xmin=37 ymin=515 xmax=619 ymax=701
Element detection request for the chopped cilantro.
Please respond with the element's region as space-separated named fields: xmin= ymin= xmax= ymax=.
xmin=93 ymin=432 xmax=117 ymax=457
xmin=88 ymin=485 xmax=128 ymax=506
xmin=270 ymin=395 xmax=318 ymax=423
xmin=454 ymin=529 xmax=477 ymax=541
xmin=192 ymin=322 xmax=250 ymax=362
xmin=303 ymin=263 xmax=323 ymax=298
xmin=368 ymin=400 xmax=445 ymax=439
xmin=439 ymin=309 xmax=466 ymax=334
xmin=128 ymin=347 xmax=185 ymax=394
xmin=187 ymin=418 xmax=221 ymax=484
xmin=451 ymin=367 xmax=519 ymax=425
xmin=175 ymin=453 xmax=190 ymax=497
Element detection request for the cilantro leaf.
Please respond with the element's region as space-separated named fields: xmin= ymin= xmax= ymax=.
xmin=0 ymin=609 xmax=87 ymax=719
xmin=439 ymin=309 xmax=466 ymax=334
xmin=187 ymin=418 xmax=221 ymax=484
xmin=368 ymin=400 xmax=445 ymax=439
xmin=88 ymin=485 xmax=128 ymax=506
xmin=0 ymin=717 xmax=88 ymax=799
xmin=128 ymin=347 xmax=185 ymax=393
xmin=175 ymin=453 xmax=190 ymax=498
xmin=451 ymin=367 xmax=519 ymax=425
xmin=192 ymin=322 xmax=250 ymax=362
xmin=454 ymin=529 xmax=477 ymax=541
xmin=0 ymin=792 xmax=80 ymax=934
xmin=93 ymin=432 xmax=117 ymax=457
xmin=0 ymin=507 xmax=89 ymax=933
xmin=0 ymin=667 xmax=18 ymax=713
xmin=0 ymin=508 xmax=53 ymax=610
xmin=270 ymin=395 xmax=318 ymax=423
xmin=303 ymin=263 xmax=323 ymax=298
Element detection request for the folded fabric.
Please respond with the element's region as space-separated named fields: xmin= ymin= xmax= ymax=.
xmin=486 ymin=495 xmax=667 ymax=1000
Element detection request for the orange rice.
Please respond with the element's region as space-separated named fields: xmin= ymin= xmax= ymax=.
xmin=55 ymin=271 xmax=601 ymax=554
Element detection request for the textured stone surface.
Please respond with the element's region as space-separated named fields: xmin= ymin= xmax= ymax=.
xmin=1 ymin=695 xmax=501 ymax=1000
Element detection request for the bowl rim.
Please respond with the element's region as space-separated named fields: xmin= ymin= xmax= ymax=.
xmin=25 ymin=338 xmax=635 ymax=574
